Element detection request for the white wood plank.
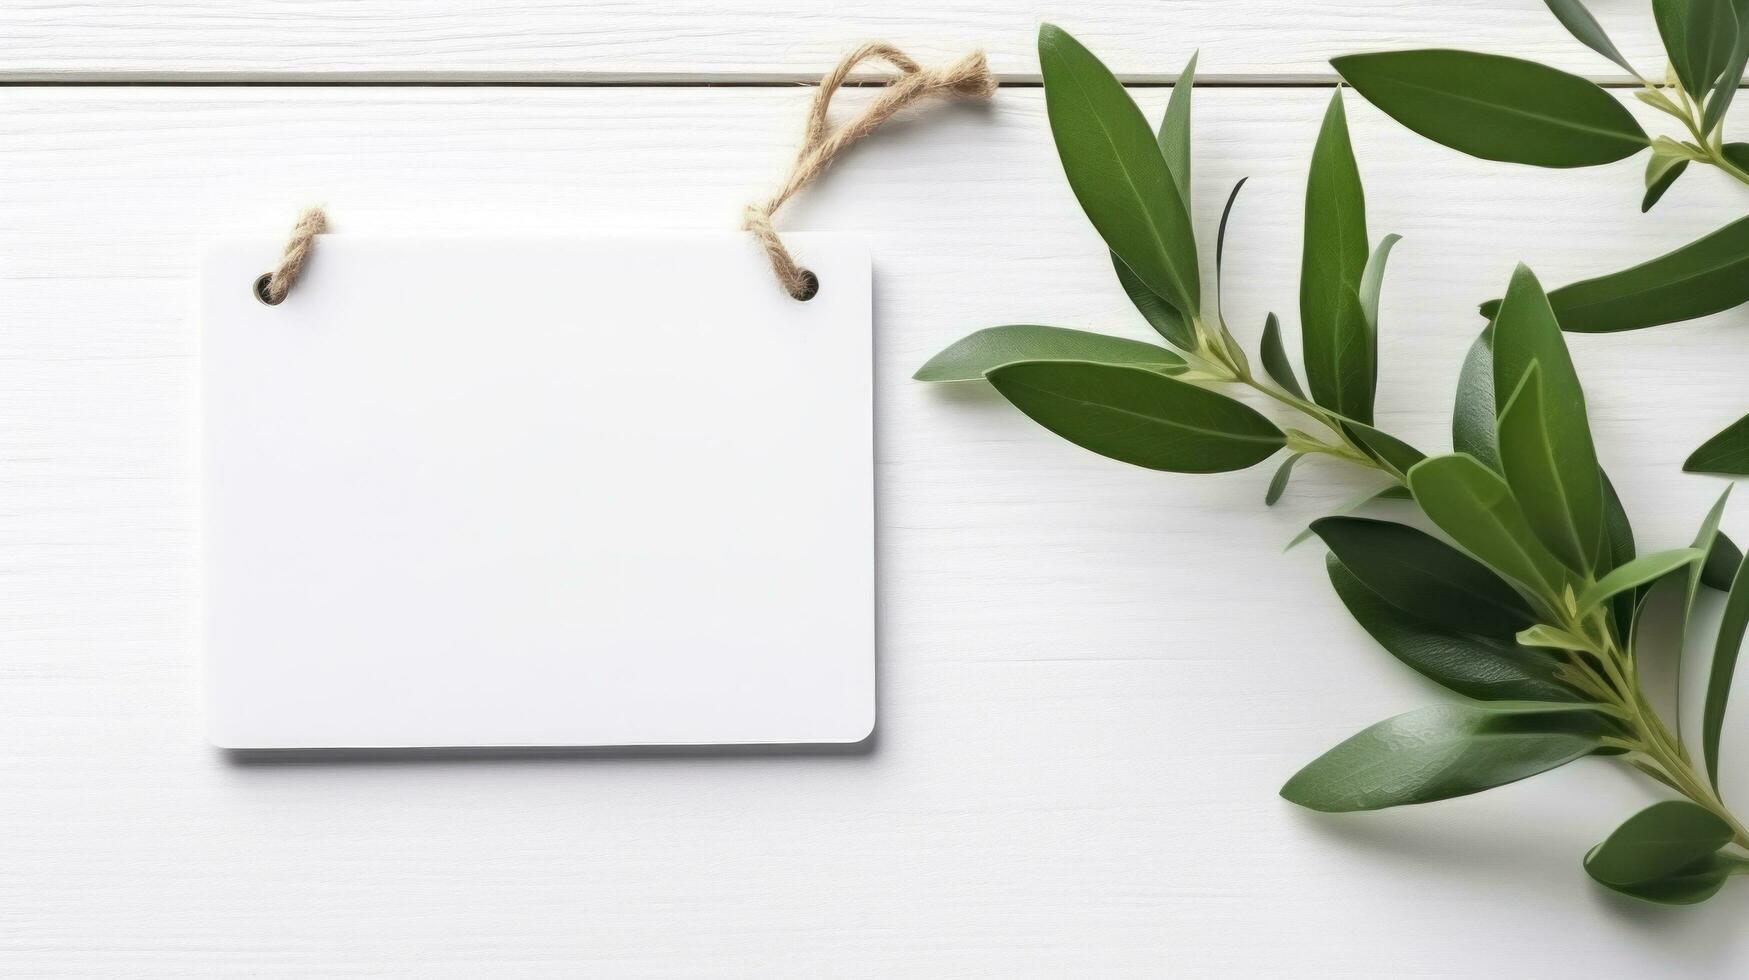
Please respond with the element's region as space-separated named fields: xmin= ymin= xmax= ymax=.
xmin=4 ymin=84 xmax=1749 ymax=974
xmin=0 ymin=0 xmax=1680 ymax=81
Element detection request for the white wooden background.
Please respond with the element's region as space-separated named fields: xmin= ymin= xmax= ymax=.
xmin=7 ymin=1 xmax=1749 ymax=975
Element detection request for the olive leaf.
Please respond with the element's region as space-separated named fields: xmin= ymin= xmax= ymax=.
xmin=1654 ymin=0 xmax=1739 ymax=101
xmin=1301 ymin=90 xmax=1375 ymax=423
xmin=1586 ymin=800 xmax=1742 ymax=905
xmin=1159 ymin=51 xmax=1196 ymax=202
xmin=1331 ymin=50 xmax=1648 ymax=168
xmin=1326 ymin=555 xmax=1578 ymax=702
xmin=1281 ymin=703 xmax=1613 ymax=812
xmin=1542 ymin=0 xmax=1638 ymax=74
xmin=1342 ymin=420 xmax=1425 ymax=479
xmin=1576 ymin=548 xmax=1705 ymax=613
xmin=1312 ymin=517 xmax=1537 ymax=636
xmin=1113 ymin=257 xmax=1194 ymax=349
xmin=1686 ymin=410 xmax=1749 ymax=474
xmin=1705 ymin=546 xmax=1749 ymax=790
xmin=913 ymin=325 xmax=1187 ymax=382
xmin=1258 ymin=312 xmax=1306 ymax=398
xmin=1265 ymin=453 xmax=1303 ymax=506
xmin=1492 ymin=265 xmax=1606 ymax=574
xmin=1040 ymin=24 xmax=1201 ymax=318
xmin=984 ymin=360 xmax=1284 ymax=473
xmin=1643 ymin=150 xmax=1690 ymax=212
xmin=1452 ymin=324 xmax=1500 ymax=471
xmin=1407 ymin=454 xmax=1571 ymax=605
xmin=1482 ymin=214 xmax=1749 ymax=333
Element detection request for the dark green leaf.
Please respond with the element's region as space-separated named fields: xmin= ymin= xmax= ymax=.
xmin=1701 ymin=1 xmax=1749 ymax=134
xmin=1216 ymin=177 xmax=1248 ymax=307
xmin=1726 ymin=141 xmax=1749 ymax=171
xmin=1492 ymin=265 xmax=1605 ymax=572
xmin=1281 ymin=703 xmax=1611 ymax=812
xmin=1707 ymin=532 xmax=1744 ymax=590
xmin=1485 ymin=214 xmax=1749 ymax=333
xmin=1302 ymin=90 xmax=1375 ymax=423
xmin=1342 ymin=421 xmax=1426 ymax=479
xmin=1113 ymin=256 xmax=1194 ymax=349
xmin=1358 ymin=233 xmax=1401 ymax=343
xmin=1408 ymin=454 xmax=1571 ymax=602
xmin=1592 ymin=852 xmax=1744 ymax=905
xmin=1704 ymin=546 xmax=1749 ymax=790
xmin=985 ymin=360 xmax=1284 ymax=473
xmin=1686 ymin=410 xmax=1749 ymax=474
xmin=1332 ymin=49 xmax=1648 ymax=168
xmin=1259 ymin=312 xmax=1306 ymax=398
xmin=1578 ymin=548 xmax=1705 ymax=612
xmin=1655 ymin=0 xmax=1739 ymax=99
xmin=1675 ymin=489 xmax=1734 ymax=735
xmin=1542 ymin=0 xmax=1639 ymax=74
xmin=1312 ymin=517 xmax=1538 ymax=635
xmin=1328 ymin=556 xmax=1578 ymax=702
xmin=1265 ymin=453 xmax=1302 ymax=506
xmin=1642 ymin=154 xmax=1690 ymax=212
xmin=1040 ymin=24 xmax=1201 ymax=317
xmin=1452 ymin=324 xmax=1501 ymax=471
xmin=1159 ymin=51 xmax=1196 ymax=202
xmin=1497 ymin=365 xmax=1606 ymax=574
xmin=914 ymin=325 xmax=1186 ymax=382
xmin=1603 ymin=471 xmax=1638 ymax=631
xmin=1585 ymin=800 xmax=1735 ymax=891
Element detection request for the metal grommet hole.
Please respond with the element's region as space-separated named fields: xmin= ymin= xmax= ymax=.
xmin=253 ymin=273 xmax=283 ymax=306
xmin=792 ymin=269 xmax=820 ymax=302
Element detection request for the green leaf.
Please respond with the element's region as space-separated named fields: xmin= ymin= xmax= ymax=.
xmin=1591 ymin=852 xmax=1745 ymax=905
xmin=1519 ymin=624 xmax=1597 ymax=652
xmin=1281 ymin=703 xmax=1611 ymax=812
xmin=1327 ymin=556 xmax=1578 ymax=702
xmin=1672 ymin=489 xmax=1736 ymax=736
xmin=1706 ymin=532 xmax=1744 ymax=590
xmin=1497 ymin=365 xmax=1606 ymax=573
xmin=1704 ymin=546 xmax=1749 ymax=790
xmin=1686 ymin=411 xmax=1749 ymax=474
xmin=914 ymin=325 xmax=1186 ymax=382
xmin=1655 ymin=0 xmax=1739 ymax=99
xmin=1452 ymin=324 xmax=1500 ymax=471
xmin=1642 ymin=152 xmax=1690 ymax=212
xmin=1159 ymin=51 xmax=1196 ymax=202
xmin=1284 ymin=482 xmax=1406 ymax=551
xmin=1602 ymin=472 xmax=1638 ymax=631
xmin=1259 ymin=312 xmax=1306 ymax=399
xmin=1492 ymin=265 xmax=1605 ymax=572
xmin=1215 ymin=177 xmax=1248 ymax=308
xmin=1265 ymin=452 xmax=1302 ymax=506
xmin=1408 ymin=454 xmax=1571 ymax=602
xmin=1577 ymin=548 xmax=1705 ymax=612
xmin=985 ymin=360 xmax=1284 ymax=473
xmin=1301 ymin=90 xmax=1374 ymax=423
xmin=1485 ymin=214 xmax=1749 ymax=333
xmin=1542 ymin=0 xmax=1639 ymax=74
xmin=1701 ymin=2 xmax=1749 ymax=134
xmin=1585 ymin=800 xmax=1735 ymax=892
xmin=1113 ymin=256 xmax=1194 ymax=349
xmin=1312 ymin=517 xmax=1538 ymax=635
xmin=1332 ymin=49 xmax=1648 ymax=168
xmin=1342 ymin=421 xmax=1426 ymax=479
xmin=1040 ymin=24 xmax=1201 ymax=317
xmin=1357 ymin=233 xmax=1402 ymax=344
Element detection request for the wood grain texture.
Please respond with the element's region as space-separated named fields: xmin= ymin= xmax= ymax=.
xmin=6 ymin=82 xmax=1749 ymax=974
xmin=0 ymin=0 xmax=1683 ymax=80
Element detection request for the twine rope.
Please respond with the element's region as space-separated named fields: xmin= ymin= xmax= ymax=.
xmin=258 ymin=206 xmax=328 ymax=305
xmin=743 ymin=43 xmax=996 ymax=299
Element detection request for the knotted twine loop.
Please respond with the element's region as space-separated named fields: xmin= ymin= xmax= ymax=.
xmin=254 ymin=206 xmax=328 ymax=305
xmin=743 ymin=43 xmax=996 ymax=300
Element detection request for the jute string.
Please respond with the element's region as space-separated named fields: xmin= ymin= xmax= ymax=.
xmin=744 ymin=43 xmax=996 ymax=299
xmin=256 ymin=206 xmax=327 ymax=305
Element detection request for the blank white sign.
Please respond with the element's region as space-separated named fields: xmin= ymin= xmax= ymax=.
xmin=201 ymin=234 xmax=874 ymax=749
